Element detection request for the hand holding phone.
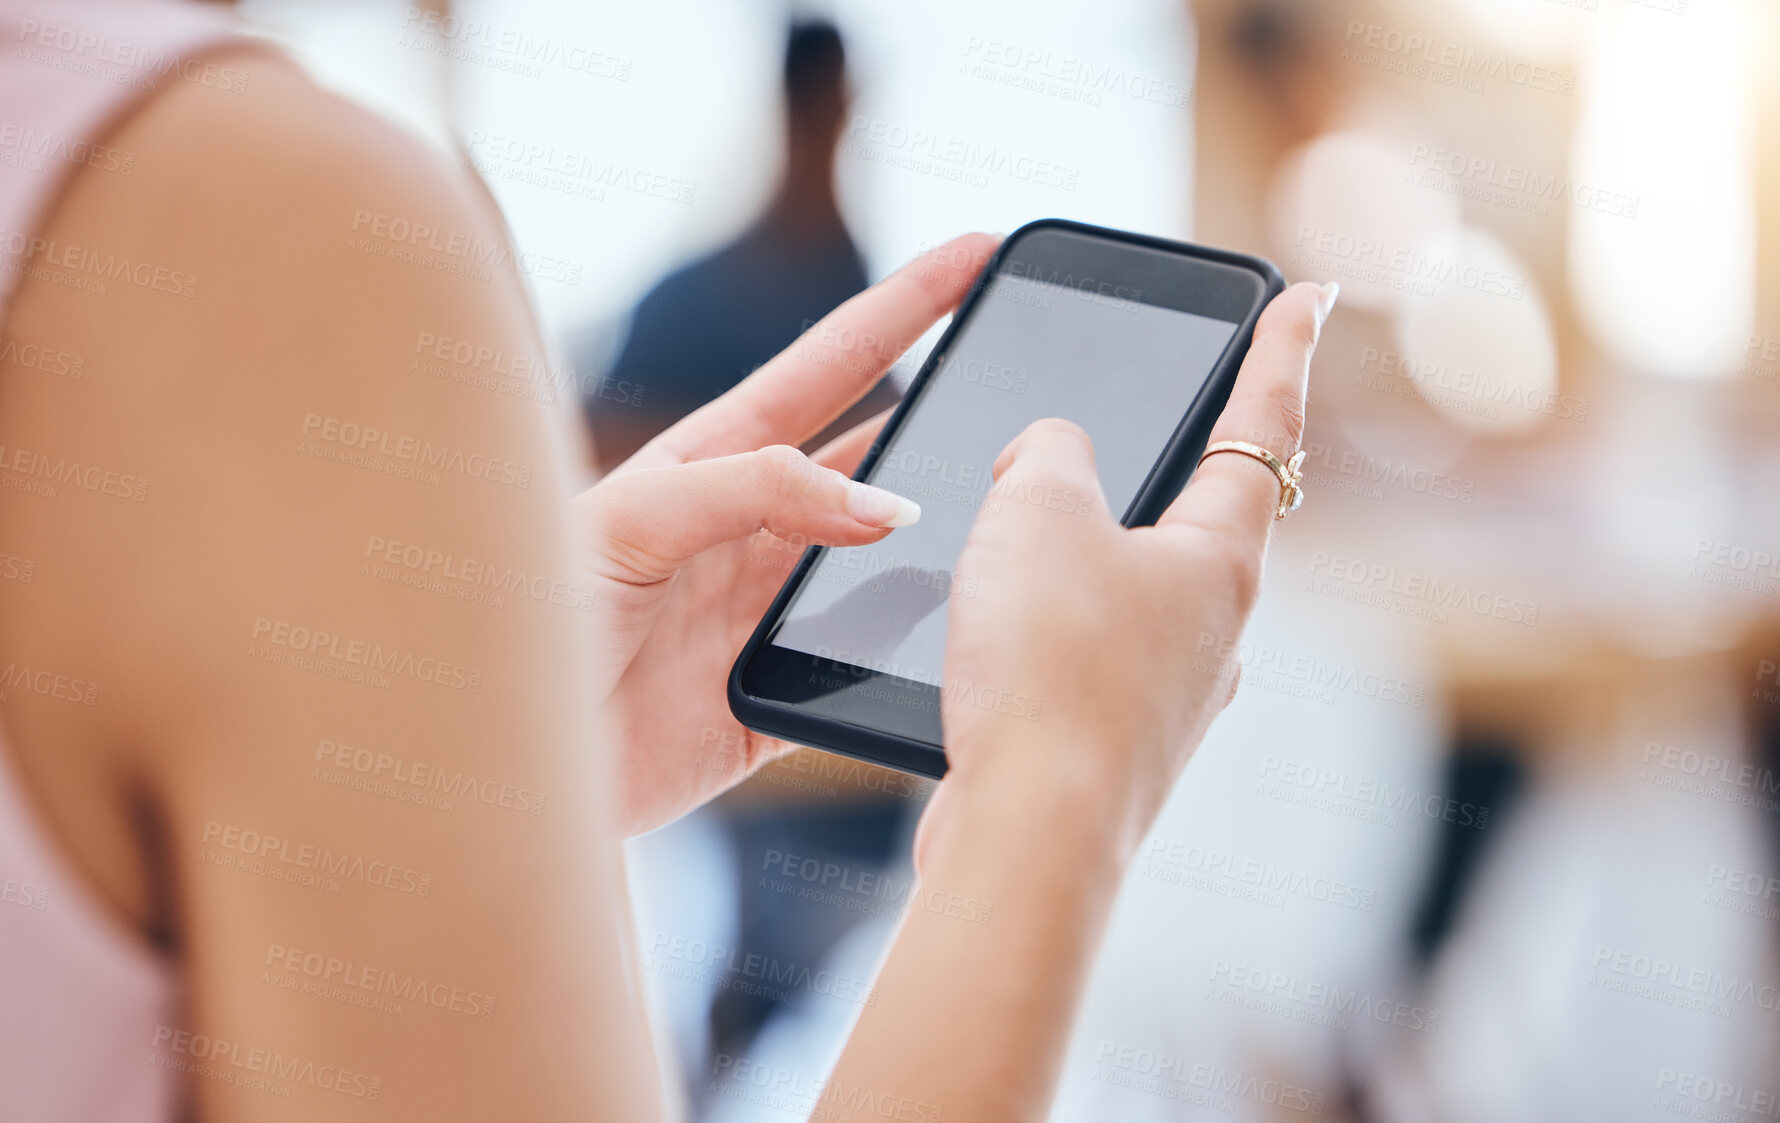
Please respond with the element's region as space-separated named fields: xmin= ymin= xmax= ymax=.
xmin=922 ymin=280 xmax=1336 ymax=863
xmin=813 ymin=280 xmax=1334 ymax=1123
xmin=577 ymin=234 xmax=1004 ymax=836
xmin=731 ymin=219 xmax=1307 ymax=778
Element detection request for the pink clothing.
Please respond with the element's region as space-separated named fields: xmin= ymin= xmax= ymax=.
xmin=0 ymin=3 xmax=255 ymax=1120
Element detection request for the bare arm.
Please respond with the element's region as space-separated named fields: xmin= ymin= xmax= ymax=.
xmin=0 ymin=53 xmax=658 ymax=1121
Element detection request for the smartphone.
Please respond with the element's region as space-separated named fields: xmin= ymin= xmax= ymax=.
xmin=728 ymin=218 xmax=1283 ymax=778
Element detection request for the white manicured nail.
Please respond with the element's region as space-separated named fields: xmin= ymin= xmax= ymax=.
xmin=847 ymin=481 xmax=921 ymax=528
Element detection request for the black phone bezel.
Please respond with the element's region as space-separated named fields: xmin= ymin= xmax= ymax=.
xmin=728 ymin=218 xmax=1285 ymax=780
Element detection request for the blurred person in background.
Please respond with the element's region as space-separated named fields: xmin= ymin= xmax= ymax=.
xmin=579 ymin=23 xmax=922 ymax=1103
xmin=580 ymin=19 xmax=896 ymax=471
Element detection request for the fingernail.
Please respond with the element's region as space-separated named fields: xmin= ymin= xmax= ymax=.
xmin=847 ymin=481 xmax=921 ymax=528
xmin=1315 ymin=281 xmax=1340 ymax=324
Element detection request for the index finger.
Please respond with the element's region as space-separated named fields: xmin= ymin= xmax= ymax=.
xmin=620 ymin=233 xmax=1001 ymax=473
xmin=1156 ymin=281 xmax=1335 ymax=541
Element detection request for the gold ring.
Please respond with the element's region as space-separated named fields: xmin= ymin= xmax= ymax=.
xmin=1198 ymin=440 xmax=1306 ymax=520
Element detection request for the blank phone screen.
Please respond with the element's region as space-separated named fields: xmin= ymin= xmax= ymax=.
xmin=769 ymin=263 xmax=1240 ymax=689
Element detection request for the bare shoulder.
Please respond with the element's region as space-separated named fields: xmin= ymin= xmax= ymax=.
xmin=89 ymin=46 xmax=502 ymax=268
xmin=24 ymin=43 xmax=542 ymax=366
xmin=0 ymin=37 xmax=568 ymax=698
xmin=0 ymin=45 xmax=578 ymax=934
xmin=0 ymin=45 xmax=656 ymax=1123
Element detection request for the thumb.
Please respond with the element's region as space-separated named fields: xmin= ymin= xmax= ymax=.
xmin=580 ymin=444 xmax=921 ymax=585
xmin=980 ymin=418 xmax=1110 ymax=530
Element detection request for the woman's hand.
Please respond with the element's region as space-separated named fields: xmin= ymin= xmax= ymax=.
xmin=920 ymin=280 xmax=1338 ymax=867
xmin=817 ymin=281 xmax=1335 ymax=1123
xmin=575 ymin=233 xmax=1000 ymax=836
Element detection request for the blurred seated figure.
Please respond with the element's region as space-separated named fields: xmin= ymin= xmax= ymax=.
xmin=582 ymin=19 xmax=895 ymax=470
